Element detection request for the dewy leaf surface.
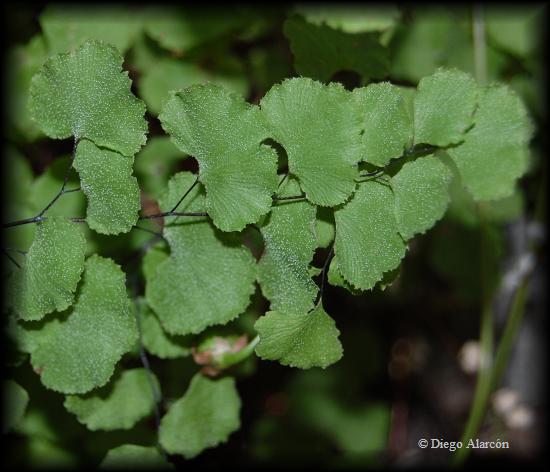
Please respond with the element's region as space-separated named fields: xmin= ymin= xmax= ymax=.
xmin=145 ymin=172 xmax=256 ymax=335
xmin=64 ymin=368 xmax=159 ymax=431
xmin=258 ymin=178 xmax=318 ymax=314
xmin=159 ymin=374 xmax=241 ymax=458
xmin=73 ymin=139 xmax=140 ymax=235
xmin=260 ymin=78 xmax=362 ymax=206
xmin=354 ymin=82 xmax=413 ymax=167
xmin=29 ymin=40 xmax=147 ymax=157
xmin=9 ymin=217 xmax=86 ymax=321
xmin=413 ymin=68 xmax=477 ymax=147
xmin=334 ymin=180 xmax=407 ymax=290
xmin=159 ymin=84 xmax=278 ymax=232
xmin=254 ymin=306 xmax=343 ymax=369
xmin=30 ymin=255 xmax=138 ymax=394
xmin=447 ymin=84 xmax=532 ymax=200
xmin=392 ymin=154 xmax=452 ymax=240
xmin=327 ymin=259 xmax=363 ymax=295
xmin=283 ymin=15 xmax=389 ymax=82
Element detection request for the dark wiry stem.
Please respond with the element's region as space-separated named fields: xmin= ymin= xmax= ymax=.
xmin=2 ymin=248 xmax=22 ymax=269
xmin=139 ymin=211 xmax=208 ymax=221
xmin=3 ymin=139 xmax=81 ymax=229
xmin=312 ymin=244 xmax=334 ymax=309
xmin=358 ymin=169 xmax=385 ymax=178
xmin=3 ymin=212 xmax=206 ymax=229
xmin=133 ymin=300 xmax=168 ymax=460
xmin=169 ymin=175 xmax=199 ymax=213
xmin=4 ymin=247 xmax=27 ymax=255
xmin=133 ymin=224 xmax=167 ymax=243
xmin=273 ymin=194 xmax=306 ymax=201
xmin=2 ymin=216 xmax=43 ymax=229
xmin=277 ymin=172 xmax=289 ymax=189
xmin=37 ymin=138 xmax=80 ymax=218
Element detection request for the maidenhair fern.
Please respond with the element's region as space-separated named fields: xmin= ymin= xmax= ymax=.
xmin=3 ymin=15 xmax=533 ymax=465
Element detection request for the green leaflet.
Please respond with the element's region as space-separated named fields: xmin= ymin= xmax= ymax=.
xmin=334 ymin=180 xmax=407 ymax=290
xmin=139 ymin=59 xmax=209 ymax=116
xmin=13 ymin=408 xmax=60 ymax=443
xmin=130 ymin=32 xmax=160 ymax=74
xmin=413 ymin=68 xmax=477 ymax=147
xmin=145 ymin=172 xmax=256 ymax=335
xmin=327 ymin=259 xmax=399 ymax=294
xmin=283 ymin=15 xmax=389 ymax=82
xmin=448 ymin=84 xmax=532 ymax=201
xmin=30 ymin=255 xmax=138 ymax=394
xmin=354 ymin=82 xmax=413 ymax=167
xmin=73 ymin=139 xmax=140 ymax=235
xmin=290 ymin=371 xmax=391 ymax=455
xmin=294 ymin=4 xmax=400 ymax=33
xmin=327 ymin=259 xmax=363 ymax=295
xmin=160 ymin=84 xmax=278 ymax=232
xmin=64 ymin=368 xmax=159 ymax=431
xmin=5 ymin=148 xmax=34 ymax=221
xmin=442 ymin=151 xmax=525 ymax=226
xmin=486 ymin=6 xmax=543 ymax=58
xmin=389 ymin=8 xmax=507 ymax=84
xmin=450 ymin=184 xmax=524 ymax=227
xmin=6 ymin=314 xmax=50 ymax=357
xmin=392 ymin=154 xmax=453 ymax=240
xmin=135 ymin=136 xmax=187 ymax=198
xmin=40 ymin=5 xmax=142 ymax=54
xmin=2 ymin=380 xmax=29 ymax=434
xmin=258 ymin=178 xmax=318 ymax=314
xmin=9 ymin=217 xmax=86 ymax=321
xmin=391 ymin=9 xmax=470 ymax=82
xmin=100 ymin=445 xmax=172 ymax=469
xmin=315 ymin=207 xmax=335 ymax=249
xmin=304 ymin=396 xmax=390 ymax=454
xmin=141 ymin=244 xmax=168 ymax=281
xmin=261 ymin=78 xmax=362 ymax=207
xmin=248 ymin=44 xmax=293 ymax=94
xmin=29 ymin=40 xmax=147 ymax=157
xmin=144 ymin=7 xmax=249 ymax=54
xmin=137 ymin=298 xmax=191 ymax=359
xmin=16 ymin=433 xmax=77 ymax=469
xmin=139 ymin=58 xmax=247 ymax=116
xmin=159 ymin=374 xmax=241 ymax=458
xmin=254 ymin=306 xmax=343 ymax=369
xmin=7 ymin=35 xmax=47 ymax=141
